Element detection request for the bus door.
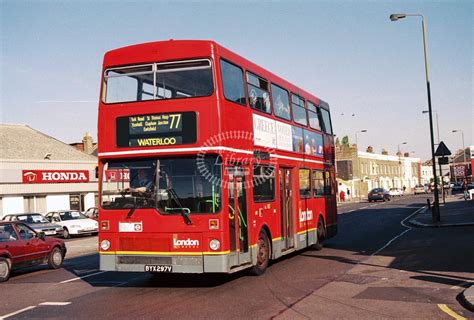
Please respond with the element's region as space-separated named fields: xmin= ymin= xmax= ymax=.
xmin=227 ymin=165 xmax=250 ymax=267
xmin=279 ymin=168 xmax=294 ymax=250
xmin=324 ymin=169 xmax=337 ymax=231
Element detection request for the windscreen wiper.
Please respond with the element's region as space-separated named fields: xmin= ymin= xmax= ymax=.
xmin=127 ymin=207 xmax=136 ymax=219
xmin=167 ymin=187 xmax=192 ymax=225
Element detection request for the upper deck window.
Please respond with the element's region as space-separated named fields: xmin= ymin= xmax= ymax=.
xmin=271 ymin=84 xmax=291 ymax=121
xmin=320 ymin=107 xmax=333 ymax=134
xmin=246 ymin=72 xmax=271 ymax=114
xmin=103 ymin=59 xmax=213 ymax=104
xmin=291 ymin=94 xmax=307 ymax=126
xmin=220 ymin=59 xmax=246 ymax=105
xmin=307 ymin=101 xmax=321 ymax=131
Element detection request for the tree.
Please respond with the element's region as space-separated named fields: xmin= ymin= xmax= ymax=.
xmin=335 ymin=137 xmax=340 ymax=146
xmin=341 ymin=135 xmax=349 ymax=146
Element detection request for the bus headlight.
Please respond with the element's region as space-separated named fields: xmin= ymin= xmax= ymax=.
xmin=209 ymin=239 xmax=220 ymax=251
xmin=100 ymin=240 xmax=111 ymax=251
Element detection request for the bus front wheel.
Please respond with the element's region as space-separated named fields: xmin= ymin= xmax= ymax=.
xmin=250 ymin=230 xmax=270 ymax=276
xmin=312 ymin=218 xmax=326 ymax=251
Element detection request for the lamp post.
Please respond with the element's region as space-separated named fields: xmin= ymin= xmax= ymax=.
xmin=452 ymin=130 xmax=466 ymax=178
xmin=355 ymin=130 xmax=367 ymax=199
xmin=422 ymin=110 xmax=439 ymax=144
xmin=390 ymin=13 xmax=440 ymax=223
xmin=398 ymin=142 xmax=407 ymax=189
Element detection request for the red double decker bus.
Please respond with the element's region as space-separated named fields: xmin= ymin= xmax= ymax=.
xmin=98 ymin=40 xmax=337 ymax=275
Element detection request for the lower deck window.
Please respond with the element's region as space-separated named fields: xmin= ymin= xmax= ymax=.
xmin=253 ymin=165 xmax=275 ymax=202
xmin=299 ymin=169 xmax=311 ymax=198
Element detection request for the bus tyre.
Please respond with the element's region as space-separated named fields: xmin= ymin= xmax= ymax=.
xmin=312 ymin=218 xmax=326 ymax=251
xmin=48 ymin=247 xmax=64 ymax=269
xmin=0 ymin=257 xmax=11 ymax=282
xmin=251 ymin=230 xmax=270 ymax=276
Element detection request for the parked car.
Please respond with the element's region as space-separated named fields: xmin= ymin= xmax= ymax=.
xmin=2 ymin=213 xmax=64 ymax=238
xmin=451 ymin=183 xmax=463 ymax=192
xmin=45 ymin=210 xmax=98 ymax=239
xmin=84 ymin=207 xmax=98 ymax=220
xmin=389 ymin=188 xmax=403 ymax=197
xmin=414 ymin=184 xmax=426 ymax=195
xmin=368 ymin=188 xmax=391 ymax=202
xmin=0 ymin=221 xmax=67 ymax=282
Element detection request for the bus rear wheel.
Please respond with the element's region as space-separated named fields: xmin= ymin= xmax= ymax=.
xmin=250 ymin=230 xmax=270 ymax=276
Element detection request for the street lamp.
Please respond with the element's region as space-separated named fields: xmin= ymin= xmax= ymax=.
xmin=354 ymin=129 xmax=367 ymax=148
xmin=397 ymin=142 xmax=407 ymax=154
xmin=422 ymin=110 xmax=439 ymax=144
xmin=390 ymin=13 xmax=440 ymax=223
xmin=452 ymin=129 xmax=466 ymax=178
xmin=397 ymin=142 xmax=407 ymax=189
xmin=355 ymin=130 xmax=367 ymax=199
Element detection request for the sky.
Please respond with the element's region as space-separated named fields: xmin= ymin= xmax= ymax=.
xmin=1 ymin=0 xmax=472 ymax=161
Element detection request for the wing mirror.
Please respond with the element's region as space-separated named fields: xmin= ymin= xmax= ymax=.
xmin=38 ymin=232 xmax=46 ymax=240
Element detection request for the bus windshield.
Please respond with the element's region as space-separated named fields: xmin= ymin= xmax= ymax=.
xmin=103 ymin=59 xmax=214 ymax=104
xmin=101 ymin=156 xmax=221 ymax=214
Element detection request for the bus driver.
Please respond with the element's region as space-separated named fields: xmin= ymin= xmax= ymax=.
xmin=128 ymin=169 xmax=154 ymax=194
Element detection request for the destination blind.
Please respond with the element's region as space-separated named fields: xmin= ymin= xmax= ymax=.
xmin=116 ymin=112 xmax=197 ymax=147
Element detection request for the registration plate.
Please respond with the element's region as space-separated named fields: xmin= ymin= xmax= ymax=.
xmin=145 ymin=265 xmax=172 ymax=273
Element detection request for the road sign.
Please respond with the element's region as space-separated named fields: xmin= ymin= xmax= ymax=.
xmin=454 ymin=165 xmax=466 ymax=177
xmin=438 ymin=157 xmax=449 ymax=165
xmin=434 ymin=141 xmax=451 ymax=157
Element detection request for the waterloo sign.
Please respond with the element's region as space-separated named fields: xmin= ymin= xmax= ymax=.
xmin=22 ymin=170 xmax=90 ymax=184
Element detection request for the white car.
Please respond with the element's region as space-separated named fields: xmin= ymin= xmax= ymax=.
xmin=389 ymin=188 xmax=403 ymax=197
xmin=45 ymin=210 xmax=98 ymax=239
xmin=414 ymin=184 xmax=426 ymax=195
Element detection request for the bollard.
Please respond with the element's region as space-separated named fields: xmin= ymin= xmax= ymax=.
xmin=426 ymin=198 xmax=431 ymax=210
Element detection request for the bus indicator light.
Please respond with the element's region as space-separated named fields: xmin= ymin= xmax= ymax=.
xmin=209 ymin=219 xmax=219 ymax=230
xmin=101 ymin=220 xmax=110 ymax=231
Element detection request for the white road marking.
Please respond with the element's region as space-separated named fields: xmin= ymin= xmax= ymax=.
xmin=360 ymin=206 xmax=369 ymax=210
xmin=59 ymin=271 xmax=106 ymax=284
xmin=369 ymin=204 xmax=377 ymax=207
xmin=371 ymin=206 xmax=426 ymax=257
xmin=371 ymin=229 xmax=412 ymax=257
xmin=400 ymin=206 xmax=426 ymax=228
xmin=1 ymin=306 xmax=36 ymax=319
xmin=38 ymin=302 xmax=72 ymax=306
xmin=1 ymin=302 xmax=73 ymax=319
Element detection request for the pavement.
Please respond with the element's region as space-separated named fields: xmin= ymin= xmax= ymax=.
xmin=407 ymin=194 xmax=474 ymax=312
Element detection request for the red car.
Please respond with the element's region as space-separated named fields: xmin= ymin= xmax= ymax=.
xmin=0 ymin=221 xmax=67 ymax=282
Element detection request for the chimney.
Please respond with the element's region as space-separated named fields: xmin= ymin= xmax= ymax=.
xmin=404 ymin=152 xmax=409 ymax=157
xmin=366 ymin=146 xmax=374 ymax=153
xmin=381 ymin=149 xmax=388 ymax=155
xmin=83 ymin=132 xmax=93 ymax=155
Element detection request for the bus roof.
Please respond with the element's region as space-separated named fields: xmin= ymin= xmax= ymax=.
xmin=103 ymin=39 xmax=329 ymax=110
